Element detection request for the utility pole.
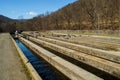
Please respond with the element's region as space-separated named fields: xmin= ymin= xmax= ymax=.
xmin=97 ymin=14 xmax=100 ymax=34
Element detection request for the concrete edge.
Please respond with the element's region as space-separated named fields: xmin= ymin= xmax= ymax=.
xmin=41 ymin=36 xmax=120 ymax=63
xmin=10 ymin=34 xmax=42 ymax=80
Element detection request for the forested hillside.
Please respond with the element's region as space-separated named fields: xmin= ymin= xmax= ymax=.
xmin=23 ymin=0 xmax=119 ymax=30
xmin=0 ymin=15 xmax=18 ymax=32
xmin=0 ymin=0 xmax=120 ymax=32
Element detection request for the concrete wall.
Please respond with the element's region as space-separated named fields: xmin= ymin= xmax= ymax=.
xmin=10 ymin=35 xmax=42 ymax=80
xmin=49 ymin=30 xmax=120 ymax=35
xmin=37 ymin=37 xmax=120 ymax=63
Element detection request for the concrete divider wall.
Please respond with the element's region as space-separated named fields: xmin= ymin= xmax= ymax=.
xmin=37 ymin=36 xmax=120 ymax=64
xmin=28 ymin=36 xmax=120 ymax=78
xmin=20 ymin=37 xmax=103 ymax=80
xmin=10 ymin=35 xmax=42 ymax=80
xmin=45 ymin=36 xmax=120 ymax=51
xmin=49 ymin=30 xmax=120 ymax=35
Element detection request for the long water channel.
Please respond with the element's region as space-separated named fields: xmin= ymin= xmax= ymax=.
xmin=15 ymin=40 xmax=67 ymax=80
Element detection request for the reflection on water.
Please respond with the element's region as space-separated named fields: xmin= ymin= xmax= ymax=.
xmin=15 ymin=40 xmax=65 ymax=80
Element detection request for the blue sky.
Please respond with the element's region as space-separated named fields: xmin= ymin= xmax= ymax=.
xmin=0 ymin=0 xmax=77 ymax=19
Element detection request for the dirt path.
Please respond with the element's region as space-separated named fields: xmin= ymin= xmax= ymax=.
xmin=0 ymin=33 xmax=29 ymax=80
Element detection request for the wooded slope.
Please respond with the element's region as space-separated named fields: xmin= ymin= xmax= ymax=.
xmin=0 ymin=0 xmax=120 ymax=32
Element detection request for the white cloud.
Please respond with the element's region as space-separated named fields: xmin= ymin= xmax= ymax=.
xmin=26 ymin=11 xmax=38 ymax=16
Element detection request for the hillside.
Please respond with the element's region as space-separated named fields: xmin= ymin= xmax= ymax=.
xmin=20 ymin=0 xmax=119 ymax=30
xmin=0 ymin=15 xmax=18 ymax=33
xmin=0 ymin=0 xmax=120 ymax=32
xmin=0 ymin=15 xmax=14 ymax=22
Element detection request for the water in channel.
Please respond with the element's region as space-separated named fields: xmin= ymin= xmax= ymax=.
xmin=15 ymin=40 xmax=67 ymax=80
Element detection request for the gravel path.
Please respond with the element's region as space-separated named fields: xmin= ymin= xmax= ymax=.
xmin=0 ymin=33 xmax=29 ymax=80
